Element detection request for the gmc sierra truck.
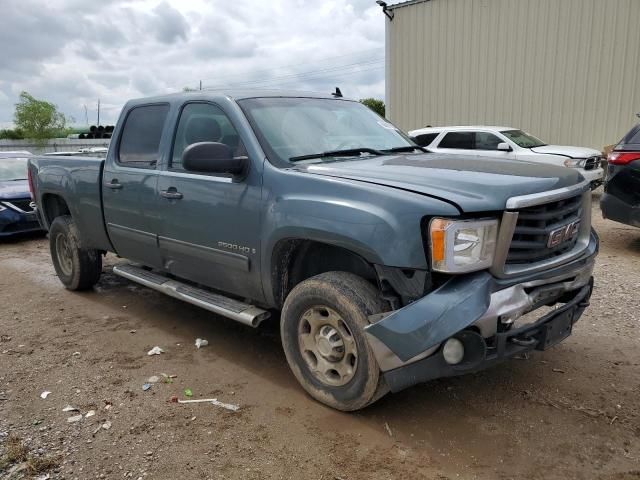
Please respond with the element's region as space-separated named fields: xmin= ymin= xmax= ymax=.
xmin=28 ymin=91 xmax=598 ymax=411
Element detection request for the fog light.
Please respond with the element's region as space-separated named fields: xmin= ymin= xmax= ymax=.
xmin=442 ymin=338 xmax=465 ymax=365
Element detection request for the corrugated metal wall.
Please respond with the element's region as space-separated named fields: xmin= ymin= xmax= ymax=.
xmin=386 ymin=0 xmax=640 ymax=149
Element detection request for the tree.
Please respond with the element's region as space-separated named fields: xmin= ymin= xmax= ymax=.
xmin=359 ymin=98 xmax=385 ymax=117
xmin=13 ymin=91 xmax=68 ymax=140
xmin=0 ymin=128 xmax=24 ymax=140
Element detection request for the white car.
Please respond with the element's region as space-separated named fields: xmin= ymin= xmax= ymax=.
xmin=408 ymin=126 xmax=604 ymax=188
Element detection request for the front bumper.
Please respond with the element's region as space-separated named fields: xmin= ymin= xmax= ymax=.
xmin=382 ymin=281 xmax=592 ymax=392
xmin=579 ymin=167 xmax=604 ymax=183
xmin=364 ymin=233 xmax=597 ymax=391
xmin=0 ymin=206 xmax=43 ymax=237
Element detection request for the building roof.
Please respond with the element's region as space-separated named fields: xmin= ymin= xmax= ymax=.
xmin=387 ymin=0 xmax=432 ymax=11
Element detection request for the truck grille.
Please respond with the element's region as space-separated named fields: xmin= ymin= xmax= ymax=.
xmin=583 ymin=156 xmax=600 ymax=171
xmin=506 ymin=194 xmax=583 ymax=264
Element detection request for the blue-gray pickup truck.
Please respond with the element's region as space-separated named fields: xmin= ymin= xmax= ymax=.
xmin=28 ymin=91 xmax=598 ymax=410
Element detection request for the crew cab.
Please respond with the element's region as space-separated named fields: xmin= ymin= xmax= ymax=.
xmin=409 ymin=125 xmax=605 ymax=189
xmin=28 ymin=91 xmax=598 ymax=411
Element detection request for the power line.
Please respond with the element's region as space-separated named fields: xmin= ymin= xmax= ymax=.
xmin=203 ymin=58 xmax=384 ymax=90
xmin=195 ymin=47 xmax=382 ymax=85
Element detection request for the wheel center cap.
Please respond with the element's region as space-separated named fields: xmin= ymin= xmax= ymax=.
xmin=317 ymin=337 xmax=333 ymax=357
xmin=316 ymin=325 xmax=345 ymax=361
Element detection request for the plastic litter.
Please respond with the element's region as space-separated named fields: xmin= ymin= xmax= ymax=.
xmin=142 ymin=384 xmax=152 ymax=391
xmin=147 ymin=375 xmax=160 ymax=384
xmin=195 ymin=338 xmax=209 ymax=349
xmin=183 ymin=388 xmax=193 ymax=397
xmin=147 ymin=346 xmax=164 ymax=356
xmin=40 ymin=391 xmax=51 ymax=399
xmin=67 ymin=414 xmax=83 ymax=423
xmin=102 ymin=420 xmax=112 ymax=430
xmin=85 ymin=410 xmax=96 ymax=418
xmin=177 ymin=398 xmax=240 ymax=412
xmin=62 ymin=405 xmax=79 ymax=412
xmin=72 ymin=351 xmax=81 ymax=357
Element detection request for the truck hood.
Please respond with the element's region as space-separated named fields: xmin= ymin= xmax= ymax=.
xmin=0 ymin=180 xmax=30 ymax=200
xmin=295 ymin=153 xmax=582 ymax=212
xmin=530 ymin=145 xmax=602 ymax=158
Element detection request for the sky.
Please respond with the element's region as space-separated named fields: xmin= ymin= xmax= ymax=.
xmin=0 ymin=0 xmax=386 ymax=128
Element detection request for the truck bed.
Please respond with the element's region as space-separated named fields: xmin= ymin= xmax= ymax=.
xmin=28 ymin=155 xmax=112 ymax=251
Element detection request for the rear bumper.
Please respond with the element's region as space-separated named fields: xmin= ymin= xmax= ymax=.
xmin=600 ymin=193 xmax=640 ymax=228
xmin=382 ymin=281 xmax=592 ymax=392
xmin=364 ymin=233 xmax=597 ymax=390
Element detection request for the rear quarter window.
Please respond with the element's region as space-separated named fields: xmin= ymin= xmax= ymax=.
xmin=412 ymin=132 xmax=439 ymax=147
xmin=118 ymin=104 xmax=170 ymax=166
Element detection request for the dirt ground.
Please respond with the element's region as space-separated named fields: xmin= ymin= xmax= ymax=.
xmin=1 ymin=191 xmax=639 ymax=480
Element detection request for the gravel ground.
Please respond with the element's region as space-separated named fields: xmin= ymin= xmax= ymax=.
xmin=0 ymin=191 xmax=639 ymax=480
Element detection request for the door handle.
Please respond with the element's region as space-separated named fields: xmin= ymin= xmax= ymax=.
xmin=105 ymin=180 xmax=123 ymax=190
xmin=160 ymin=189 xmax=183 ymax=200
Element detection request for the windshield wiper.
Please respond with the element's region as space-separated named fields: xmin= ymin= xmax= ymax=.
xmin=289 ymin=148 xmax=383 ymax=162
xmin=381 ymin=146 xmax=427 ymax=153
xmin=6 ymin=178 xmax=27 ymax=181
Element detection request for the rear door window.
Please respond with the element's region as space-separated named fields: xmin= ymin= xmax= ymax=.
xmin=118 ymin=104 xmax=169 ymax=167
xmin=438 ymin=132 xmax=474 ymax=149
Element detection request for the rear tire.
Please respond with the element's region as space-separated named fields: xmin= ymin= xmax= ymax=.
xmin=49 ymin=215 xmax=102 ymax=291
xmin=281 ymin=271 xmax=389 ymax=411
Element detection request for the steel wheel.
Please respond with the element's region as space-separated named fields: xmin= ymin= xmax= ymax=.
xmin=298 ymin=306 xmax=358 ymax=386
xmin=55 ymin=232 xmax=73 ymax=277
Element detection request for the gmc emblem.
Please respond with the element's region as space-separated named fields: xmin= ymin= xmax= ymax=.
xmin=547 ymin=220 xmax=581 ymax=248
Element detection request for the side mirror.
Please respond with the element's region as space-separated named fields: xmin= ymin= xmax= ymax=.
xmin=182 ymin=142 xmax=245 ymax=175
xmin=497 ymin=142 xmax=512 ymax=152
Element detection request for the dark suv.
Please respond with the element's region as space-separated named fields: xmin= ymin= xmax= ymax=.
xmin=601 ymin=122 xmax=640 ymax=228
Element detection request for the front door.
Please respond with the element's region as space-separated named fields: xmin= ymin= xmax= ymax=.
xmin=102 ymin=104 xmax=170 ymax=268
xmin=157 ymin=102 xmax=263 ymax=301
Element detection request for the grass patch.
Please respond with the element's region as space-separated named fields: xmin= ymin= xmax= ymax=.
xmin=0 ymin=435 xmax=59 ymax=475
xmin=26 ymin=454 xmax=60 ymax=474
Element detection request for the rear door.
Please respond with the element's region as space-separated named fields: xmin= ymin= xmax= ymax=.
xmin=156 ymin=101 xmax=264 ymax=300
xmin=102 ymin=104 xmax=170 ymax=268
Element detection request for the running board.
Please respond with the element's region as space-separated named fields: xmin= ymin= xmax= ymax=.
xmin=112 ymin=264 xmax=270 ymax=328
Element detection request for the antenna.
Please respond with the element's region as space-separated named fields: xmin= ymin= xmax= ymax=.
xmin=332 ymin=87 xmax=343 ymax=98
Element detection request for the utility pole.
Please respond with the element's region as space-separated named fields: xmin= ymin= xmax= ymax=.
xmin=83 ymin=105 xmax=88 ymax=125
xmin=97 ymin=99 xmax=101 ymax=126
xmin=199 ymin=80 xmax=202 ymax=91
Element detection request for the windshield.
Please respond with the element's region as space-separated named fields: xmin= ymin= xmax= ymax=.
xmin=501 ymin=129 xmax=547 ymax=148
xmin=0 ymin=158 xmax=29 ymax=181
xmin=238 ymin=97 xmax=414 ymax=165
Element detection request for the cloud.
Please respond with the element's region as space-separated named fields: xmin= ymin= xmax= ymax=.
xmin=0 ymin=0 xmax=386 ymax=126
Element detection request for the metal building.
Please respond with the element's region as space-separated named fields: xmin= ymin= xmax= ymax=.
xmin=384 ymin=0 xmax=640 ymax=149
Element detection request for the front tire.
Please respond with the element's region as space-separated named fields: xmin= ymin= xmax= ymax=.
xmin=49 ymin=215 xmax=102 ymax=291
xmin=281 ymin=272 xmax=388 ymax=411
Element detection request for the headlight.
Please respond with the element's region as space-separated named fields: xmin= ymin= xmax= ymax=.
xmin=564 ymin=158 xmax=585 ymax=168
xmin=429 ymin=218 xmax=498 ymax=273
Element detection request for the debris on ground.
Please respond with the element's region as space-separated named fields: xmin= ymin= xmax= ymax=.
xmin=72 ymin=351 xmax=81 ymax=357
xmin=169 ymin=395 xmax=178 ymax=403
xmin=195 ymin=338 xmax=209 ymax=349
xmin=183 ymin=388 xmax=193 ymax=397
xmin=67 ymin=415 xmax=83 ymax=423
xmin=101 ymin=420 xmax=112 ymax=430
xmin=384 ymin=422 xmax=393 ymax=437
xmin=147 ymin=346 xmax=164 ymax=356
xmin=0 ymin=335 xmax=11 ymax=342
xmin=62 ymin=405 xmax=78 ymax=412
xmin=142 ymin=383 xmax=152 ymax=391
xmin=39 ymin=391 xmax=50 ymax=399
xmin=85 ymin=410 xmax=95 ymax=418
xmin=177 ymin=398 xmax=240 ymax=412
